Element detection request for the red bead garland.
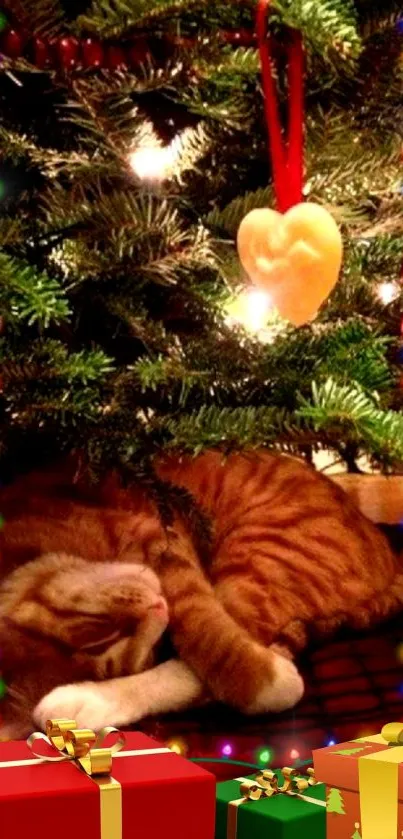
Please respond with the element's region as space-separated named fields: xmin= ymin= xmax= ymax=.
xmin=31 ymin=37 xmax=51 ymax=69
xmin=127 ymin=37 xmax=151 ymax=68
xmin=57 ymin=36 xmax=80 ymax=70
xmin=82 ymin=37 xmax=104 ymax=69
xmin=106 ymin=44 xmax=128 ymax=71
xmin=0 ymin=26 xmax=256 ymax=72
xmin=1 ymin=28 xmax=24 ymax=58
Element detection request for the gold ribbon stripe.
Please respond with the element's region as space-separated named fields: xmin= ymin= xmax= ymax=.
xmin=0 ymin=747 xmax=172 ymax=769
xmin=358 ymin=748 xmax=403 ymax=839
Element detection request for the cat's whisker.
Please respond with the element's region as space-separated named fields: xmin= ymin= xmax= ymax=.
xmin=3 ymin=684 xmax=26 ymax=706
xmin=79 ymin=629 xmax=122 ymax=651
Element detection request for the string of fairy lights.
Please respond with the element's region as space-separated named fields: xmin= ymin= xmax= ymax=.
xmin=164 ymin=737 xmax=337 ymax=763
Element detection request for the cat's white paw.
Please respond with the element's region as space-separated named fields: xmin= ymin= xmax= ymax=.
xmin=33 ymin=683 xmax=131 ymax=732
xmin=246 ymin=653 xmax=304 ymax=715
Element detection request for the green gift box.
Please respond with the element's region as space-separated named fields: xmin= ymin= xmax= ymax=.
xmin=215 ymin=769 xmax=326 ymax=839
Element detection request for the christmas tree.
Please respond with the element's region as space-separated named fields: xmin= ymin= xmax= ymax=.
xmin=351 ymin=829 xmax=362 ymax=839
xmin=1 ymin=1 xmax=403 ymax=491
xmin=327 ymin=786 xmax=346 ymax=815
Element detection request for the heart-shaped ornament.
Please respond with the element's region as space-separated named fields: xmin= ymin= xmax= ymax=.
xmin=237 ymin=202 xmax=343 ymax=326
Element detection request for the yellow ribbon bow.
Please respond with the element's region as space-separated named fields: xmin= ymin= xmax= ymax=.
xmin=381 ymin=722 xmax=403 ymax=747
xmin=27 ymin=718 xmax=126 ymax=776
xmin=239 ymin=766 xmax=318 ymax=801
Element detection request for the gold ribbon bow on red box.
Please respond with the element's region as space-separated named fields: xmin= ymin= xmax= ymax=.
xmin=28 ymin=718 xmax=126 ymax=776
xmin=0 ymin=718 xmax=173 ymax=839
xmin=28 ymin=719 xmax=126 ymax=839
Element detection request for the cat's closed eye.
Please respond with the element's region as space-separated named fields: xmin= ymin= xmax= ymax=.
xmin=0 ymin=552 xmax=169 ymax=734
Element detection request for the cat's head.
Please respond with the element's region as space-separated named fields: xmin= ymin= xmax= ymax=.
xmin=0 ymin=554 xmax=168 ymax=739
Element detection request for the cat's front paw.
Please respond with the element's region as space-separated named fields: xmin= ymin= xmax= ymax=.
xmin=33 ymin=683 xmax=132 ymax=732
xmin=245 ymin=653 xmax=304 ymax=715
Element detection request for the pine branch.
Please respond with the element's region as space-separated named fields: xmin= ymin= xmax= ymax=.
xmin=323 ymin=236 xmax=403 ymax=322
xmin=258 ymin=319 xmax=395 ymax=404
xmin=132 ymin=353 xmax=211 ymax=407
xmin=169 ymin=124 xmax=212 ymax=183
xmin=305 ymin=109 xmax=402 ymax=215
xmin=2 ymin=0 xmax=65 ymax=38
xmin=42 ymin=184 xmax=218 ymax=286
xmin=1 ymin=340 xmax=113 ymax=386
xmin=0 ymin=125 xmax=100 ymax=184
xmin=299 ymin=378 xmax=403 ymax=464
xmin=75 ymin=0 xmax=361 ymax=67
xmin=356 ymin=0 xmax=402 ymax=37
xmin=0 ymin=217 xmax=28 ymax=248
xmin=273 ymin=0 xmax=360 ymax=61
xmin=206 ymin=186 xmax=273 ymax=237
xmin=75 ymin=0 xmax=232 ymax=39
xmin=160 ymin=403 xmax=307 ymax=453
xmin=0 ymin=252 xmax=70 ymax=328
xmin=2 ymin=340 xmax=114 ymax=431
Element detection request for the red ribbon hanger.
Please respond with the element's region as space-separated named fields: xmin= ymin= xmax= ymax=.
xmin=256 ymin=0 xmax=305 ymax=213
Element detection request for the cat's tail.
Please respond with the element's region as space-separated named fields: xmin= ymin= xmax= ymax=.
xmin=157 ymin=524 xmax=304 ymax=714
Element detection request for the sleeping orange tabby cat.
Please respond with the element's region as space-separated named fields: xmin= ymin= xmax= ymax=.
xmin=0 ymin=448 xmax=402 ymax=739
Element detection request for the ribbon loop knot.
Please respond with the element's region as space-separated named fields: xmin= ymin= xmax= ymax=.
xmin=381 ymin=723 xmax=403 ymax=747
xmin=241 ymin=766 xmax=318 ymax=801
xmin=27 ymin=718 xmax=126 ymax=776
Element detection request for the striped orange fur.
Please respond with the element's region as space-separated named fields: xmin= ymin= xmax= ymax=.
xmin=0 ymin=449 xmax=402 ymax=737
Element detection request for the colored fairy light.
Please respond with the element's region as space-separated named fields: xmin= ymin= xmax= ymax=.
xmin=0 ymin=677 xmax=6 ymax=700
xmin=256 ymin=746 xmax=273 ymax=765
xmin=166 ymin=737 xmax=187 ymax=756
xmin=290 ymin=749 xmax=300 ymax=760
xmin=327 ymin=739 xmax=336 ymax=747
xmin=221 ymin=743 xmax=233 ymax=757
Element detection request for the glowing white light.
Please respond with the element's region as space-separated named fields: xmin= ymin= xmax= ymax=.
xmin=128 ymin=146 xmax=173 ymax=182
xmin=377 ymin=281 xmax=400 ymax=305
xmin=245 ymin=290 xmax=272 ymax=331
xmin=225 ymin=289 xmax=272 ymax=334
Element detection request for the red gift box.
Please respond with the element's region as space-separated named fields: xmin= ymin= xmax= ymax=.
xmin=312 ymin=722 xmax=403 ymax=839
xmin=0 ymin=724 xmax=216 ymax=839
